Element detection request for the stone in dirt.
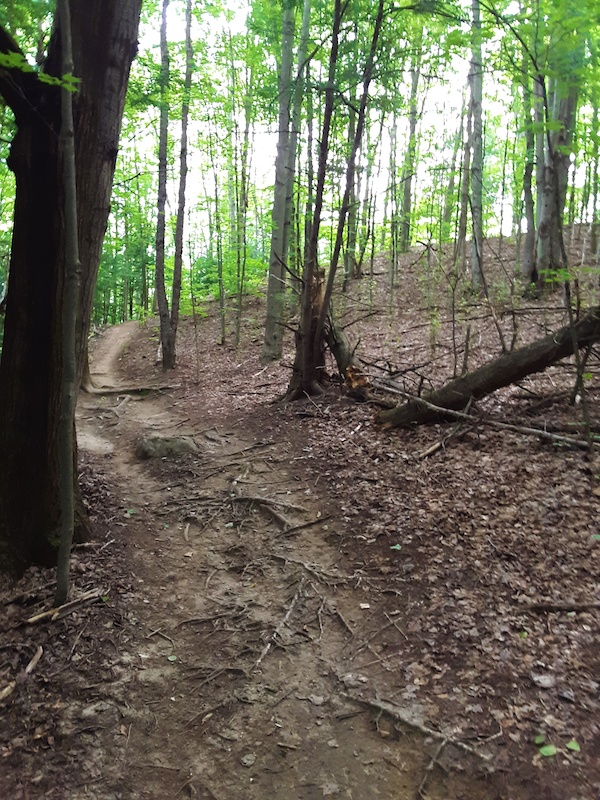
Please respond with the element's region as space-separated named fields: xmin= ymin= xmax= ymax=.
xmin=135 ymin=435 xmax=199 ymax=460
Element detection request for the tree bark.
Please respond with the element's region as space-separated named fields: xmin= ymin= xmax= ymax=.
xmin=55 ymin=0 xmax=80 ymax=606
xmin=261 ymin=0 xmax=296 ymax=365
xmin=154 ymin=0 xmax=172 ymax=369
xmin=0 ymin=1 xmax=141 ymax=575
xmin=377 ymin=307 xmax=600 ymax=428
xmin=469 ymin=0 xmax=484 ymax=290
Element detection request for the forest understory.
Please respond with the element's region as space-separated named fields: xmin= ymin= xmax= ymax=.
xmin=0 ymin=244 xmax=599 ymax=800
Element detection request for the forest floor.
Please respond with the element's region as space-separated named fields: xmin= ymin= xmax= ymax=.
xmin=1 ymin=242 xmax=599 ymax=799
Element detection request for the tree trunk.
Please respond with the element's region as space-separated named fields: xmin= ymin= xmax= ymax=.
xmin=469 ymin=0 xmax=484 ymax=291
xmin=287 ymin=0 xmax=386 ymax=398
xmin=154 ymin=0 xmax=173 ymax=369
xmin=0 ymin=1 xmax=141 ymax=575
xmin=521 ymin=71 xmax=536 ymax=283
xmin=170 ymin=0 xmax=193 ymax=360
xmin=377 ymin=307 xmax=600 ymax=428
xmin=399 ymin=24 xmax=422 ymax=254
xmin=261 ymin=0 xmax=295 ymax=365
xmin=55 ymin=0 xmax=80 ymax=606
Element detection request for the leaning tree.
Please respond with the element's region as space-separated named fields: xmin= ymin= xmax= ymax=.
xmin=0 ymin=0 xmax=142 ymax=574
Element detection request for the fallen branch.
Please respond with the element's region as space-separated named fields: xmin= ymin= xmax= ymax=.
xmin=377 ymin=306 xmax=600 ymax=428
xmin=281 ymin=515 xmax=333 ymax=536
xmin=26 ymin=589 xmax=104 ymax=625
xmin=253 ymin=578 xmax=305 ymax=671
xmin=0 ymin=646 xmax=44 ymax=701
xmin=521 ymin=601 xmax=600 ymax=613
xmin=418 ymin=737 xmax=449 ymax=799
xmin=376 ymin=388 xmax=593 ymax=450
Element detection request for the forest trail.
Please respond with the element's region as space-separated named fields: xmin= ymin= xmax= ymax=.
xmin=74 ymin=322 xmax=494 ymax=800
xmin=4 ymin=296 xmax=597 ymax=800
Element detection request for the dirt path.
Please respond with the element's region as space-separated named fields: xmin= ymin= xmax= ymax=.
xmin=74 ymin=323 xmax=497 ymax=800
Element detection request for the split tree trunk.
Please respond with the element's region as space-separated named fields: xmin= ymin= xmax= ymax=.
xmin=377 ymin=307 xmax=600 ymax=428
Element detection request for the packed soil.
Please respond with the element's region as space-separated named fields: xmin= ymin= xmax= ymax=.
xmin=1 ymin=242 xmax=599 ymax=800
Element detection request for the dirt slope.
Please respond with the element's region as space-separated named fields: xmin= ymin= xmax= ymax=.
xmin=74 ymin=322 xmax=493 ymax=799
xmin=1 ymin=291 xmax=598 ymax=799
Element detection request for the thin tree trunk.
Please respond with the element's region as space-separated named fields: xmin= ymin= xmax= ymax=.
xmin=55 ymin=0 xmax=80 ymax=606
xmin=521 ymin=72 xmax=536 ymax=283
xmin=469 ymin=0 xmax=484 ymax=291
xmin=261 ymin=0 xmax=295 ymax=364
xmin=399 ymin=24 xmax=422 ymax=254
xmin=312 ymin=0 xmax=386 ymax=370
xmin=154 ymin=0 xmax=172 ymax=368
xmin=169 ymin=0 xmax=193 ymax=365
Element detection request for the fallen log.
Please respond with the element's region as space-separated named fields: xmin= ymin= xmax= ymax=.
xmin=377 ymin=306 xmax=600 ymax=428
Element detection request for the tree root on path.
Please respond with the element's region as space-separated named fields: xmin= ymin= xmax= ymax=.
xmin=342 ymin=692 xmax=495 ymax=764
xmin=253 ymin=577 xmax=306 ymax=671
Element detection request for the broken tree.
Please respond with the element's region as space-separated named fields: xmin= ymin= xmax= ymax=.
xmin=377 ymin=307 xmax=600 ymax=428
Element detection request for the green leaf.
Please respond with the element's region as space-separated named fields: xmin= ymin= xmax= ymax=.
xmin=539 ymin=744 xmax=557 ymax=757
xmin=167 ymin=654 xmax=178 ymax=662
xmin=534 ymin=734 xmax=546 ymax=745
xmin=390 ymin=544 xmax=401 ymax=551
xmin=566 ymin=739 xmax=580 ymax=752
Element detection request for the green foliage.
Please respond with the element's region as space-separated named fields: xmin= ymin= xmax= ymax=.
xmin=191 ymin=251 xmax=266 ymax=301
xmin=0 ymin=51 xmax=79 ymax=90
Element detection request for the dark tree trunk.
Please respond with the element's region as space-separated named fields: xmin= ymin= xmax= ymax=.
xmin=0 ymin=1 xmax=141 ymax=575
xmin=377 ymin=308 xmax=600 ymax=428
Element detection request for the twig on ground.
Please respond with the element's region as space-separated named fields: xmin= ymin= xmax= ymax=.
xmin=521 ymin=601 xmax=600 ymax=613
xmin=253 ymin=578 xmax=305 ymax=671
xmin=377 ymin=384 xmax=595 ymax=449
xmin=26 ymin=589 xmax=104 ymax=625
xmin=384 ymin=611 xmax=408 ymax=640
xmin=0 ymin=645 xmax=44 ymax=701
xmin=331 ymin=606 xmax=355 ymax=637
xmin=417 ymin=737 xmax=449 ymax=799
xmin=147 ymin=629 xmax=176 ymax=647
xmin=280 ymin=515 xmax=333 ymax=536
xmin=185 ymin=696 xmax=235 ymax=728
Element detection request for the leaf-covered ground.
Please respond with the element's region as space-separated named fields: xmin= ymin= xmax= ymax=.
xmin=0 ymin=241 xmax=598 ymax=799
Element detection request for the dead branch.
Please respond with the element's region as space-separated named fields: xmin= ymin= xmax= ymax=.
xmin=83 ymin=384 xmax=173 ymax=395
xmin=377 ymin=305 xmax=600 ymax=428
xmin=253 ymin=578 xmax=305 ymax=671
xmin=0 ymin=646 xmax=44 ymax=702
xmin=280 ymin=515 xmax=333 ymax=536
xmin=26 ymin=589 xmax=104 ymax=624
xmin=521 ymin=601 xmax=600 ymax=613
xmin=418 ymin=737 xmax=449 ymax=799
xmin=376 ymin=387 xmax=593 ymax=449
